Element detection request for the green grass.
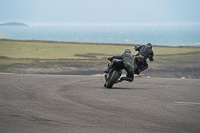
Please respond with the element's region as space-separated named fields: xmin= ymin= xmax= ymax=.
xmin=0 ymin=40 xmax=133 ymax=59
xmin=153 ymin=47 xmax=200 ymax=55
xmin=1 ymin=39 xmax=200 ymax=73
xmin=1 ymin=40 xmax=200 ymax=59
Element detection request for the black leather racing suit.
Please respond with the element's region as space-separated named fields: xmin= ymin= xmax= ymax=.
xmin=134 ymin=45 xmax=154 ymax=72
xmin=106 ymin=53 xmax=135 ymax=82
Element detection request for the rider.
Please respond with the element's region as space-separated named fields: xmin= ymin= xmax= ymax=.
xmin=134 ymin=43 xmax=154 ymax=75
xmin=104 ymin=49 xmax=135 ymax=82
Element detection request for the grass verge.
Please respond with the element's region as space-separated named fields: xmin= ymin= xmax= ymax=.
xmin=1 ymin=39 xmax=200 ymax=78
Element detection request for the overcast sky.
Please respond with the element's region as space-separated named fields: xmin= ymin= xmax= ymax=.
xmin=0 ymin=0 xmax=200 ymax=25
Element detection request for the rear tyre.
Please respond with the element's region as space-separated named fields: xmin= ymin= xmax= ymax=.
xmin=106 ymin=70 xmax=119 ymax=88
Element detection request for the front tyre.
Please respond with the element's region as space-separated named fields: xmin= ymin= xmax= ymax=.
xmin=106 ymin=70 xmax=119 ymax=88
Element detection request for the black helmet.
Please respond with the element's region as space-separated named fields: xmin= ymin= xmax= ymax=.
xmin=147 ymin=43 xmax=152 ymax=49
xmin=123 ymin=49 xmax=132 ymax=55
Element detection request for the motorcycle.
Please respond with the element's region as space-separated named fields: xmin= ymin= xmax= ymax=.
xmin=104 ymin=54 xmax=144 ymax=88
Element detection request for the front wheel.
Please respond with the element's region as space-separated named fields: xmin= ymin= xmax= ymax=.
xmin=106 ymin=70 xmax=119 ymax=88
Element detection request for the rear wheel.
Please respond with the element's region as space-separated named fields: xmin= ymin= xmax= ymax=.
xmin=106 ymin=70 xmax=119 ymax=88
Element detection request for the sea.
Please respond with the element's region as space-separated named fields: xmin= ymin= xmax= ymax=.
xmin=1 ymin=23 xmax=200 ymax=46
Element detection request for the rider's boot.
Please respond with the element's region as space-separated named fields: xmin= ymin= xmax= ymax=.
xmin=120 ymin=77 xmax=133 ymax=82
xmin=134 ymin=69 xmax=141 ymax=75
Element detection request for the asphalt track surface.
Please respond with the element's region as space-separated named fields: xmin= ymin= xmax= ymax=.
xmin=0 ymin=74 xmax=200 ymax=133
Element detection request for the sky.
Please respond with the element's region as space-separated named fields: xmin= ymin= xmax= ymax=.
xmin=0 ymin=0 xmax=200 ymax=25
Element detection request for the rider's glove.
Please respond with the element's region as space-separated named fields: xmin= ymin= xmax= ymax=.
xmin=134 ymin=46 xmax=138 ymax=51
xmin=108 ymin=57 xmax=113 ymax=61
xmin=149 ymin=58 xmax=154 ymax=61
